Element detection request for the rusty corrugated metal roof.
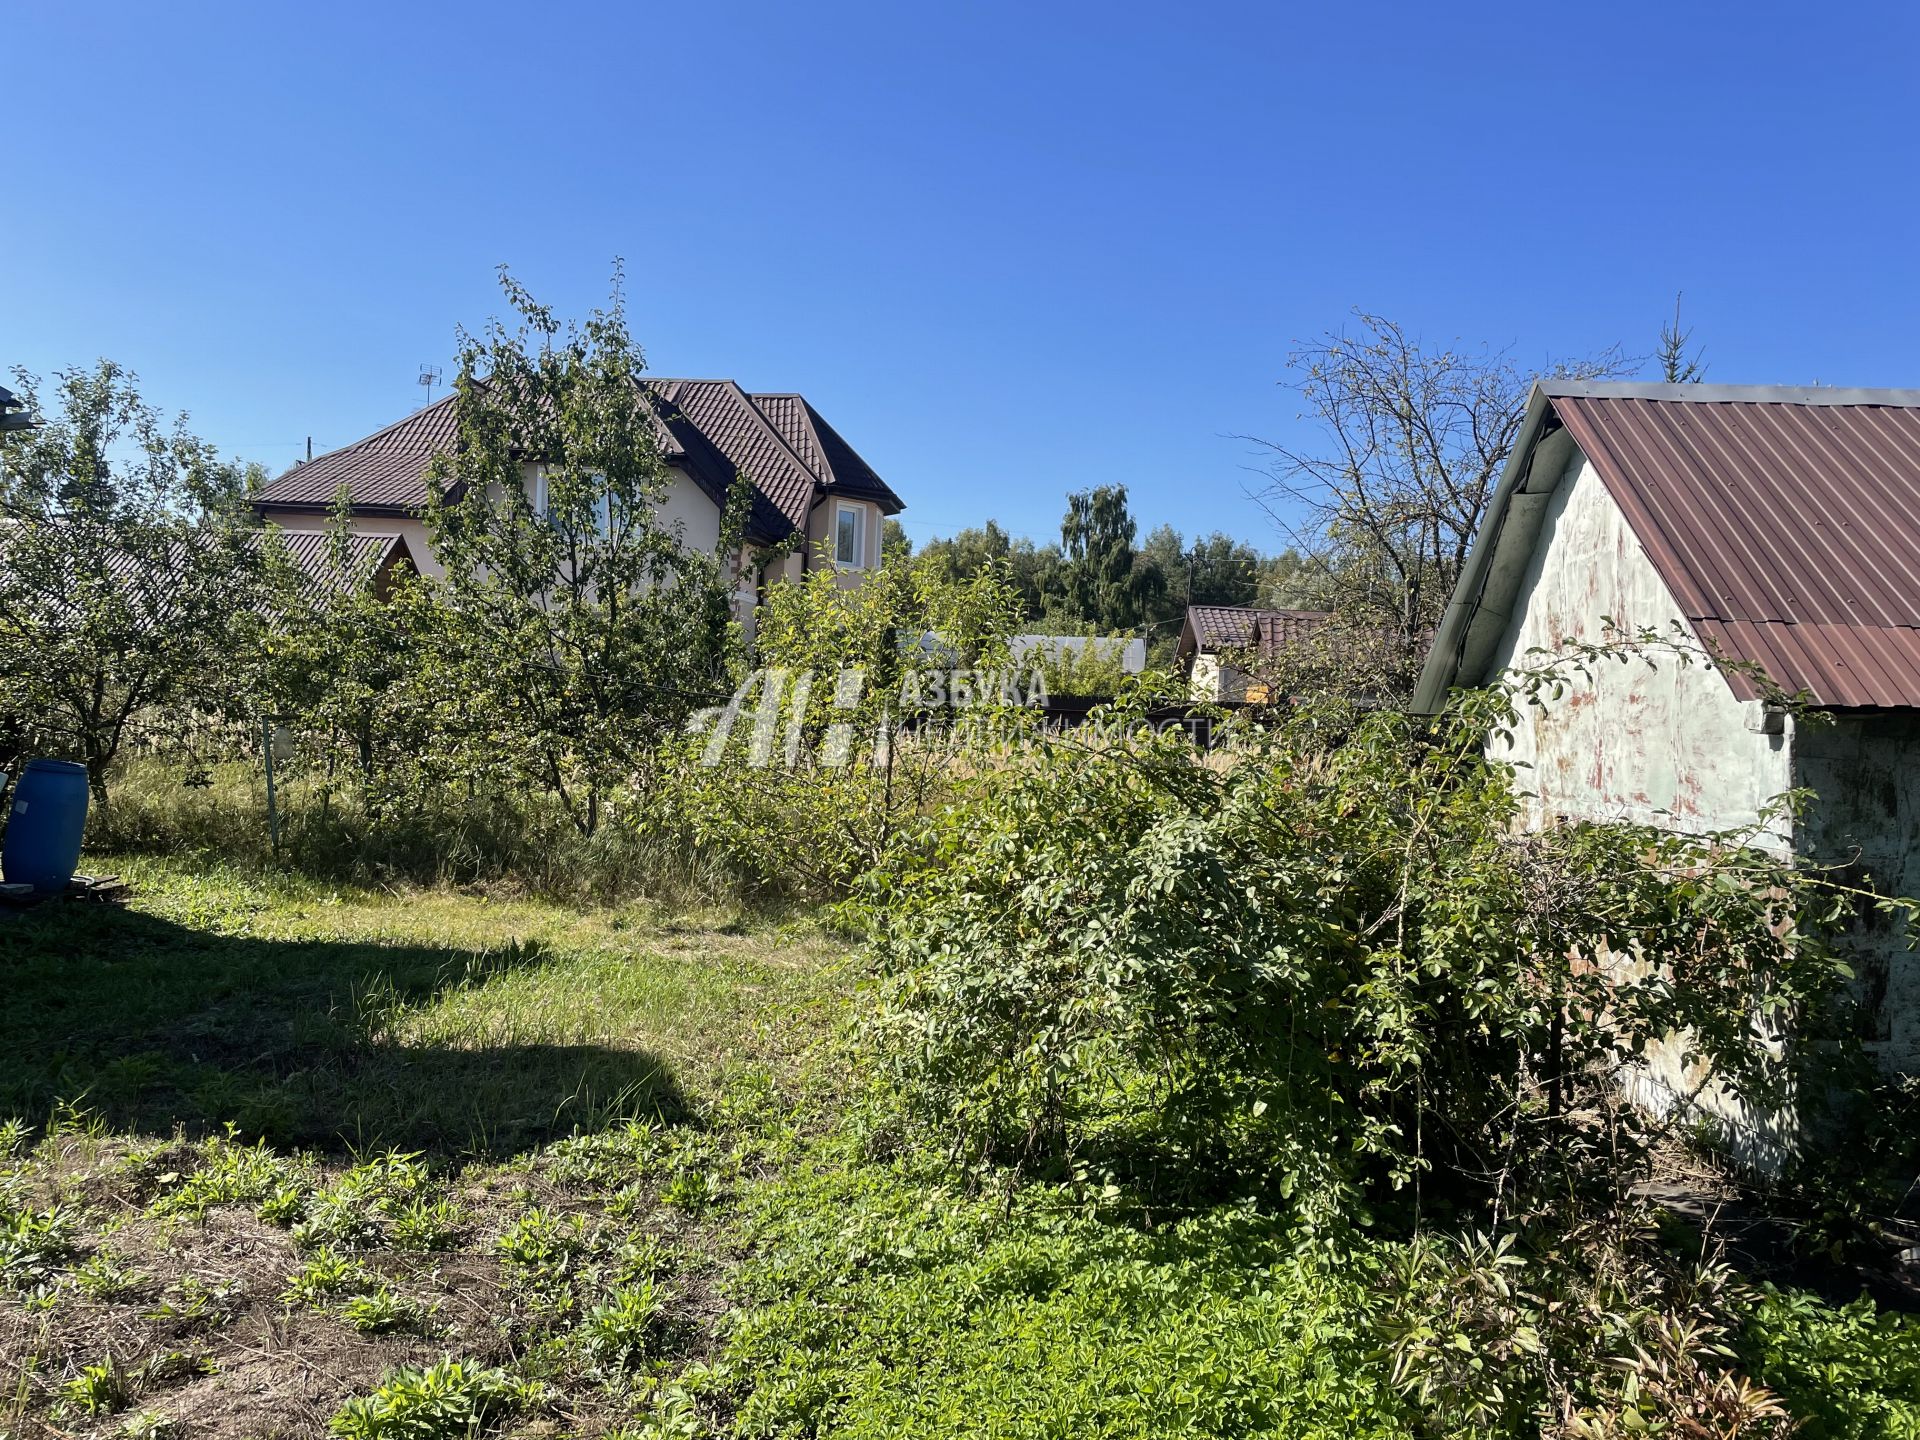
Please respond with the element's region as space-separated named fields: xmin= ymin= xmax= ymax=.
xmin=1548 ymin=383 xmax=1920 ymax=707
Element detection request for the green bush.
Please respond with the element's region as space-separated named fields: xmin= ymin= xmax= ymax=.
xmin=328 ymin=1358 xmax=538 ymax=1440
xmin=1740 ymin=1287 xmax=1920 ymax=1439
xmin=858 ymin=684 xmax=1867 ymax=1222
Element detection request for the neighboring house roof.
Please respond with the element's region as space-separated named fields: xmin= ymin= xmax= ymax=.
xmin=253 ymin=379 xmax=902 ymax=545
xmin=1009 ymin=634 xmax=1148 ymax=675
xmin=1250 ymin=610 xmax=1335 ymax=657
xmin=1412 ymin=380 xmax=1920 ymax=712
xmin=257 ymin=401 xmax=463 ymax=511
xmin=17 ymin=527 xmax=412 ymax=628
xmin=261 ymin=529 xmax=417 ymax=599
xmin=1176 ymin=605 xmax=1330 ymax=661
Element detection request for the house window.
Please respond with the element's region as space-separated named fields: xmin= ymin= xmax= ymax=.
xmin=532 ymin=468 xmax=618 ymax=537
xmin=834 ymin=502 xmax=865 ymax=569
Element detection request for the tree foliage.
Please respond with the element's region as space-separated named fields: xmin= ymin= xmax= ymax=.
xmin=1060 ymin=484 xmax=1156 ymax=630
xmin=858 ymin=646 xmax=1873 ymax=1228
xmin=0 ymin=361 xmax=268 ymax=806
xmin=419 ymin=268 xmax=745 ymax=837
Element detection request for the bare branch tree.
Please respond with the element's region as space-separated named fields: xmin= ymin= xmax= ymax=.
xmin=1242 ymin=311 xmax=1630 ymax=638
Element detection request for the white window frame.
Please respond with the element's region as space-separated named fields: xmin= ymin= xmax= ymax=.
xmin=532 ymin=466 xmax=618 ymax=537
xmin=833 ymin=501 xmax=866 ymax=570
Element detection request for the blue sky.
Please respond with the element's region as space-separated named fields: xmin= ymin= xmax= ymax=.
xmin=5 ymin=1 xmax=1916 ymax=551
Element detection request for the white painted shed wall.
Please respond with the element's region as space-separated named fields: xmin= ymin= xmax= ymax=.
xmin=1480 ymin=451 xmax=1794 ymax=850
xmin=1467 ymin=447 xmax=1920 ymax=1163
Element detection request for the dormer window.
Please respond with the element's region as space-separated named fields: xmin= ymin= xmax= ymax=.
xmin=834 ymin=501 xmax=865 ymax=569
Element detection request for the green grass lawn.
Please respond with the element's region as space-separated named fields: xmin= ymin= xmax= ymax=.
xmin=5 ymin=857 xmax=1916 ymax=1440
xmin=0 ymin=857 xmax=845 ymax=1438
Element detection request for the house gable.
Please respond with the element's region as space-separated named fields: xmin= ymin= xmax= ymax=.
xmin=1478 ymin=448 xmax=1792 ymax=844
xmin=253 ymin=378 xmax=903 ymax=559
xmin=1416 ymin=381 xmax=1920 ymax=712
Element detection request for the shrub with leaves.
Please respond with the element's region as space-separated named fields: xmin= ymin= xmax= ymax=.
xmin=328 ymin=1358 xmax=539 ymax=1440
xmin=1381 ymin=1222 xmax=1793 ymax=1438
xmin=1739 ymin=1287 xmax=1920 ymax=1440
xmin=858 ymin=661 xmax=1875 ymax=1223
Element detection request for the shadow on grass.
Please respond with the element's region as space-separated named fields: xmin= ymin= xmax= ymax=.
xmin=0 ymin=900 xmax=688 ymax=1159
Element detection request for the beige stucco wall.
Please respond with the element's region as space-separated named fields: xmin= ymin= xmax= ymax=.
xmin=1188 ymin=653 xmax=1250 ymax=704
xmin=323 ymin=464 xmax=724 ymax=584
xmin=806 ymin=494 xmax=881 ymax=589
xmin=656 ymin=468 xmax=723 ymax=554
xmin=1480 ymin=451 xmax=1794 ymax=849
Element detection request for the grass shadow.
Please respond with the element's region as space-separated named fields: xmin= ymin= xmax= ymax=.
xmin=0 ymin=900 xmax=688 ymax=1158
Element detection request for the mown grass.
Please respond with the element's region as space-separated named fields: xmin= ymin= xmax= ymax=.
xmin=0 ymin=854 xmax=843 ymax=1437
xmin=1 ymin=855 xmax=841 ymax=1156
xmin=4 ymin=853 xmax=1918 ymax=1440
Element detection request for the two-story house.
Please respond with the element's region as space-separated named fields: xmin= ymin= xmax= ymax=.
xmin=252 ymin=378 xmax=904 ymax=620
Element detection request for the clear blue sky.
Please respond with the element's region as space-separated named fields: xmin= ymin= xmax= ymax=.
xmin=6 ymin=2 xmax=1916 ymax=551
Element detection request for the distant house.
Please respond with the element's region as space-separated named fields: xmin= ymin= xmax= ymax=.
xmin=253 ymin=380 xmax=904 ymax=628
xmin=262 ymin=529 xmax=418 ymax=602
xmin=1412 ymin=380 xmax=1920 ymax=1080
xmin=1175 ymin=606 xmax=1331 ymax=702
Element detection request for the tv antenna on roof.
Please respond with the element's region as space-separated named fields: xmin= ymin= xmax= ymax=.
xmin=417 ymin=364 xmax=443 ymax=407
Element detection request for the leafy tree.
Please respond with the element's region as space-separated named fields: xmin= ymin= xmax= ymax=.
xmin=918 ymin=520 xmax=1065 ymax=622
xmin=1136 ymin=523 xmax=1274 ymax=633
xmin=0 ymin=361 xmax=267 ymax=809
xmin=254 ymin=497 xmax=440 ymax=824
xmin=881 ymin=516 xmax=913 ymax=563
xmin=1060 ymin=484 xmax=1155 ymax=630
xmin=1246 ymin=311 xmax=1627 ymax=637
xmin=421 ymin=268 xmax=745 ymax=837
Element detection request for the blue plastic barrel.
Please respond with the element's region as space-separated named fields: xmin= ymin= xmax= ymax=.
xmin=2 ymin=759 xmax=90 ymax=894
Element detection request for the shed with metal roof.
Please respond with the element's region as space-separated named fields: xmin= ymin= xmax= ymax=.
xmin=1412 ymin=379 xmax=1920 ymax=1073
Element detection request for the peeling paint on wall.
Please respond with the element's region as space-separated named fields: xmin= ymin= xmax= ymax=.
xmin=1470 ymin=448 xmax=1920 ymax=1162
xmin=1480 ymin=452 xmax=1794 ymax=850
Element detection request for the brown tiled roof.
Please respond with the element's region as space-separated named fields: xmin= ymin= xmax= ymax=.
xmin=750 ymin=393 xmax=904 ymax=511
xmin=1183 ymin=605 xmax=1326 ymax=651
xmin=646 ymin=379 xmax=818 ymax=534
xmin=1415 ymin=381 xmax=1920 ymax=711
xmin=1251 ymin=610 xmax=1335 ymax=656
xmin=254 ymin=378 xmax=902 ymax=544
xmin=257 ymin=400 xmax=461 ymax=510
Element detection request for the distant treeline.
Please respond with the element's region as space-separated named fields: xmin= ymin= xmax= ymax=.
xmin=892 ymin=485 xmax=1311 ymax=648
